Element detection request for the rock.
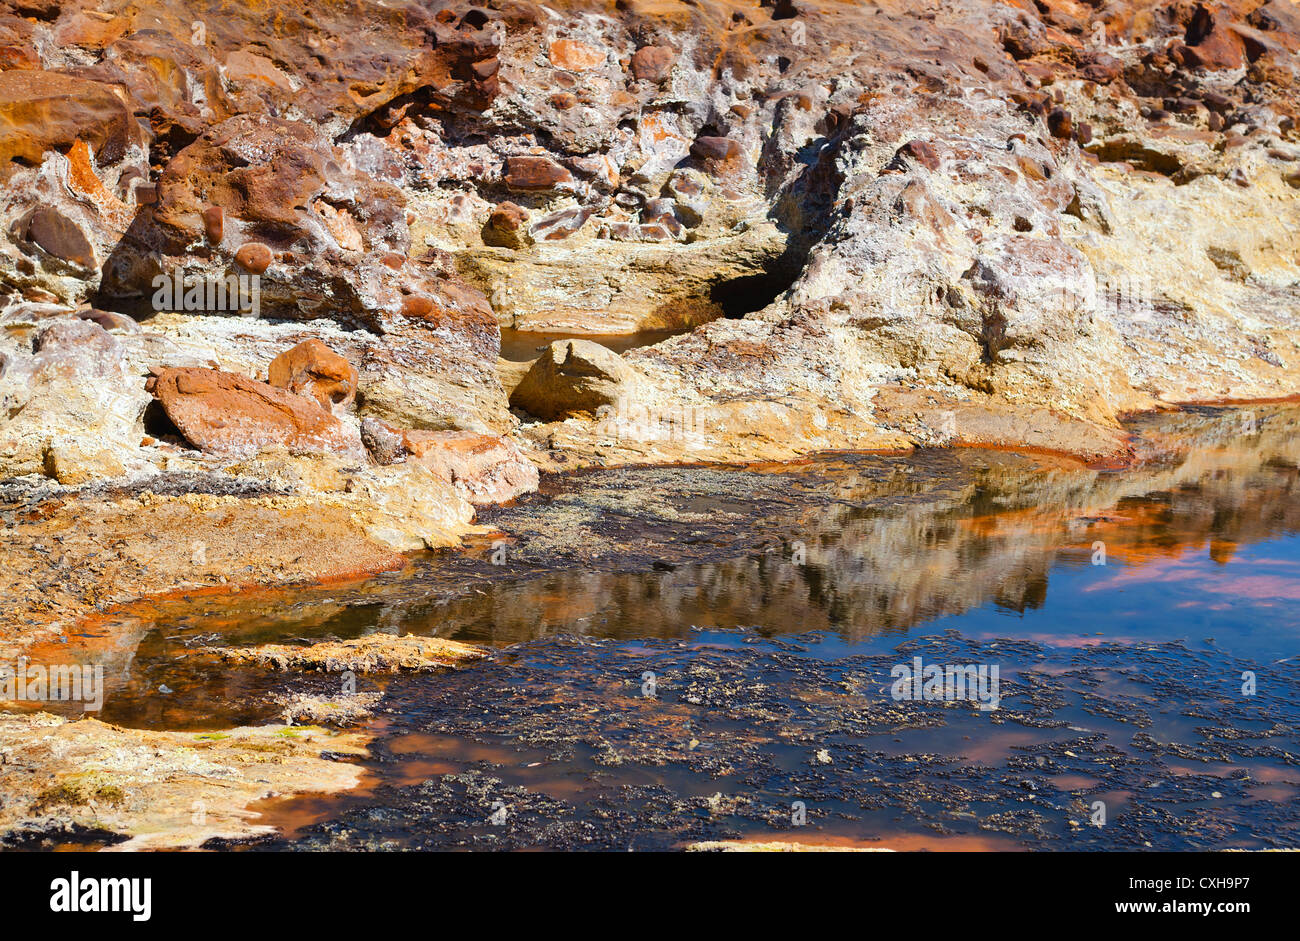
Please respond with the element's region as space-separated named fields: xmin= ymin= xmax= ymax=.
xmin=145 ymin=366 xmax=356 ymax=458
xmin=234 ymin=242 xmax=273 ymax=275
xmin=0 ymin=712 xmax=368 ymax=850
xmin=690 ymin=136 xmax=741 ymax=162
xmin=209 ymin=633 xmax=486 ymax=673
xmin=0 ymin=318 xmax=146 ymax=481
xmin=15 ymin=207 xmax=96 ymax=270
xmin=503 ymin=155 xmax=573 ymax=191
xmin=403 ymin=430 xmax=539 ymax=504
xmin=482 ymin=201 xmax=532 ymax=249
xmin=273 ymin=691 xmax=383 ymax=727
xmin=549 ymin=38 xmax=606 ymax=71
xmin=42 ymin=441 xmax=127 ymax=485
xmin=630 ymin=45 xmax=675 ymax=82
xmin=202 ymin=206 xmax=224 ymax=244
xmin=33 ymin=318 xmax=120 ymax=368
xmin=267 ymin=338 xmax=359 ymax=409
xmin=360 ymin=416 xmax=410 ymax=465
xmin=893 ymin=139 xmax=940 ymax=171
xmin=530 ymin=207 xmax=592 ymax=241
xmin=76 ymin=308 xmax=139 ymax=332
xmin=0 ymin=71 xmax=142 ymax=182
xmin=1047 ymin=108 xmax=1073 ymax=140
xmin=509 ymin=339 xmax=641 ymax=421
xmin=1181 ymin=3 xmax=1247 ymax=71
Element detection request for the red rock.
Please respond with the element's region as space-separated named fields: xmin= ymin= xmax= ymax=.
xmin=234 ymin=242 xmax=274 ymax=274
xmin=145 ymin=366 xmax=352 ymax=458
xmin=1180 ymin=4 xmax=1247 ymax=70
xmin=202 ymin=206 xmax=224 ymax=244
xmin=482 ymin=201 xmax=530 ymax=248
xmin=1078 ymin=52 xmax=1123 ymax=84
xmin=690 ymin=136 xmax=741 ymax=162
xmin=1047 ymin=108 xmax=1074 ymax=139
xmin=630 ymin=45 xmax=675 ymax=82
xmin=403 ymin=430 xmax=539 ymax=505
xmin=17 ymin=207 xmax=95 ymax=269
xmin=77 ymin=308 xmax=140 ymax=332
xmin=267 ymin=339 xmax=358 ymax=409
xmin=503 ymin=155 xmax=572 ymax=190
xmin=894 ymin=139 xmax=941 ymax=171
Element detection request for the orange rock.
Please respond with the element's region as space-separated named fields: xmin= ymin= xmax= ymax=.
xmin=0 ymin=70 xmax=143 ymax=182
xmin=146 ymin=366 xmax=353 ymax=458
xmin=234 ymin=242 xmax=273 ymax=274
xmin=267 ymin=339 xmax=359 ymax=409
xmin=549 ymin=39 xmax=606 ymax=71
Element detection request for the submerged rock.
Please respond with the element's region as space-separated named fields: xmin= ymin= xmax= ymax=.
xmin=210 ymin=634 xmax=486 ymax=673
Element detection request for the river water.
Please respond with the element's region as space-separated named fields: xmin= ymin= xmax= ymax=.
xmin=39 ymin=405 xmax=1300 ymax=850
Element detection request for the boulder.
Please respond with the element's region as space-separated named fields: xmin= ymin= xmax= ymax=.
xmin=145 ymin=366 xmax=355 ymax=458
xmin=509 ymin=339 xmax=640 ymax=421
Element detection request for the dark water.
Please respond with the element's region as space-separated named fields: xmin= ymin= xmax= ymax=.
xmin=31 ymin=406 xmax=1300 ymax=850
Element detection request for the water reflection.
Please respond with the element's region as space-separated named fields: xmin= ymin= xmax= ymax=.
xmin=12 ymin=404 xmax=1300 ymax=728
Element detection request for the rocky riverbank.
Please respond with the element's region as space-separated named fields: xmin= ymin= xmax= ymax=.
xmin=1 ymin=0 xmax=1299 ymax=850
